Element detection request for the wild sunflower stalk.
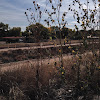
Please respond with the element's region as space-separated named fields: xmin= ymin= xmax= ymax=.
xmin=70 ymin=0 xmax=100 ymax=99
xmin=25 ymin=1 xmax=44 ymax=99
xmin=44 ymin=0 xmax=68 ymax=83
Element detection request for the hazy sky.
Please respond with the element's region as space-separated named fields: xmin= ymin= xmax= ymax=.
xmin=0 ymin=0 xmax=99 ymax=31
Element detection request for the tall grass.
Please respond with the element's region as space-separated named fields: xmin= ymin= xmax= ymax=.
xmin=0 ymin=52 xmax=100 ymax=99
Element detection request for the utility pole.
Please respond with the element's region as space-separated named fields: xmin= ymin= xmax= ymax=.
xmin=97 ymin=22 xmax=98 ymax=30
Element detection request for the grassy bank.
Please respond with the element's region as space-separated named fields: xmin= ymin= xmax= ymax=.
xmin=0 ymin=41 xmax=99 ymax=64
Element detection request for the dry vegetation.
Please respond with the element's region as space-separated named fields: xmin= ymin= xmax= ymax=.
xmin=0 ymin=52 xmax=100 ymax=100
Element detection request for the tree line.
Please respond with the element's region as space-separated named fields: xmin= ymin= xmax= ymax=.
xmin=0 ymin=22 xmax=21 ymax=37
xmin=0 ymin=22 xmax=100 ymax=41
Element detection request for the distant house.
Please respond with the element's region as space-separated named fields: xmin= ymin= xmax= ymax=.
xmin=87 ymin=35 xmax=99 ymax=39
xmin=87 ymin=35 xmax=91 ymax=38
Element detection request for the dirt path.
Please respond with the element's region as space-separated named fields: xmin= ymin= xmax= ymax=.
xmin=0 ymin=43 xmax=82 ymax=52
xmin=0 ymin=54 xmax=73 ymax=73
xmin=0 ymin=50 xmax=95 ymax=74
xmin=0 ymin=41 xmax=98 ymax=52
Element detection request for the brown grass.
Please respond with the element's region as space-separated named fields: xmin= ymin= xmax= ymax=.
xmin=0 ymin=52 xmax=100 ymax=99
xmin=0 ymin=52 xmax=99 ymax=84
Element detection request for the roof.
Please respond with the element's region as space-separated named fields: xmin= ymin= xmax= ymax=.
xmin=87 ymin=36 xmax=99 ymax=39
xmin=2 ymin=37 xmax=24 ymax=39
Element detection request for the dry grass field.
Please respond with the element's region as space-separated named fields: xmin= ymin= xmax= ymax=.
xmin=0 ymin=51 xmax=100 ymax=99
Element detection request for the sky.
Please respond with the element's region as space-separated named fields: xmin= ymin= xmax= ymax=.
xmin=0 ymin=0 xmax=99 ymax=31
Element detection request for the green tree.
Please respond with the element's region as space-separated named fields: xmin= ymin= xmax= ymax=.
xmin=8 ymin=27 xmax=21 ymax=36
xmin=21 ymin=31 xmax=29 ymax=37
xmin=61 ymin=27 xmax=69 ymax=39
xmin=49 ymin=26 xmax=59 ymax=39
xmin=0 ymin=22 xmax=9 ymax=37
xmin=26 ymin=23 xmax=49 ymax=42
